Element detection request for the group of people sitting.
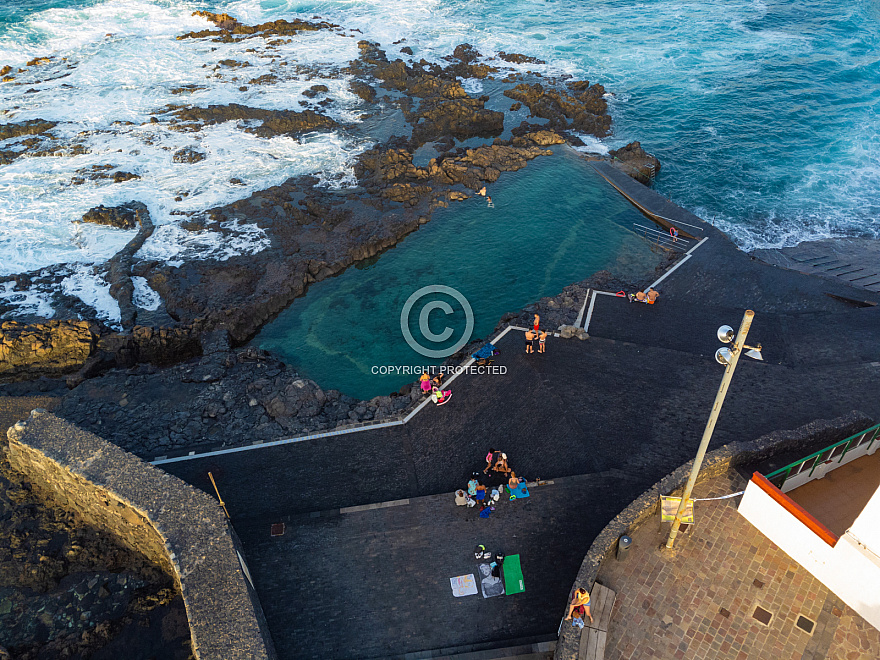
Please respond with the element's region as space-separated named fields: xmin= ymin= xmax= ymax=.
xmin=628 ymin=287 xmax=659 ymax=304
xmin=419 ymin=371 xmax=452 ymax=405
xmin=454 ymin=447 xmax=528 ymax=515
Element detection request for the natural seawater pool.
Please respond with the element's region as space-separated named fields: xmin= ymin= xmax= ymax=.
xmin=253 ymin=148 xmax=666 ymax=399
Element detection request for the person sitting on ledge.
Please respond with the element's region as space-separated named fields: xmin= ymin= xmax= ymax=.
xmin=431 ymin=386 xmax=452 ymax=405
xmin=629 ymin=288 xmax=659 ymax=304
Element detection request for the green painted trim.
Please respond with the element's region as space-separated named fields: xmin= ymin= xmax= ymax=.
xmin=765 ymin=422 xmax=880 ymax=485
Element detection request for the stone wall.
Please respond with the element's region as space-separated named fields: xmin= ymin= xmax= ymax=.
xmin=553 ymin=411 xmax=874 ymax=660
xmin=5 ymin=410 xmax=277 ymax=660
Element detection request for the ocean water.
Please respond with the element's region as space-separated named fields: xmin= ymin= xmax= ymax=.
xmin=0 ymin=0 xmax=878 ymax=326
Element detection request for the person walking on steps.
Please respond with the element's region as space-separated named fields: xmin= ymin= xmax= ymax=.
xmin=565 ymin=587 xmax=594 ymax=625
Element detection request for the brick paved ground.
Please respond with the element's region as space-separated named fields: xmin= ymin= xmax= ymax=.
xmin=594 ymin=470 xmax=878 ymax=660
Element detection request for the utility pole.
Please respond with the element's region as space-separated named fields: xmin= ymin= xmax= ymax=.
xmin=665 ymin=309 xmax=754 ymax=549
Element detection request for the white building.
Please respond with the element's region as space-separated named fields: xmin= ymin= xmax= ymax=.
xmin=738 ymin=423 xmax=880 ymax=630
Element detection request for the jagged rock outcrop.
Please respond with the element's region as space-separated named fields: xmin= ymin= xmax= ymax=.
xmin=409 ymin=95 xmax=504 ymax=144
xmin=169 ymin=103 xmax=338 ymax=137
xmin=0 ymin=321 xmax=97 ymax=382
xmin=179 ymin=12 xmax=338 ymax=41
xmin=0 ymin=119 xmax=58 ymax=166
xmin=79 ymin=202 xmax=148 ymax=230
xmin=609 ymin=141 xmax=661 ymax=184
xmin=172 ymin=147 xmax=207 ymax=164
xmin=100 ymin=205 xmax=155 ymax=329
xmin=0 ymin=119 xmax=57 ymax=141
xmin=504 ymin=80 xmax=611 ymax=137
xmin=497 ymin=51 xmax=546 ymax=65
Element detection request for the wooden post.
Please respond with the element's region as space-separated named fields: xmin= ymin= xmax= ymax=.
xmin=208 ymin=471 xmax=230 ymax=520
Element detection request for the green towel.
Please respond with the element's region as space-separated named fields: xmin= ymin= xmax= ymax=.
xmin=503 ymin=554 xmax=525 ymax=595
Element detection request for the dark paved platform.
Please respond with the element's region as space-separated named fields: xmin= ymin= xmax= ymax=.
xmin=752 ymin=237 xmax=880 ymax=294
xmin=236 ymin=470 xmax=640 ymax=659
xmin=157 ymin=167 xmax=880 ymax=659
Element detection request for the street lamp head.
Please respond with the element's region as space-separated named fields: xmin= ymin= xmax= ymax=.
xmin=715 ymin=347 xmax=733 ymax=366
xmin=745 ymin=347 xmax=763 ymax=361
xmin=717 ymin=325 xmax=735 ymax=343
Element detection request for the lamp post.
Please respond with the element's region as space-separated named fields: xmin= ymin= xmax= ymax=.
xmin=665 ymin=309 xmax=762 ymax=550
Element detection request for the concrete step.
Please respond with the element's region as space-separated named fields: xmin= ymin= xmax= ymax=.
xmin=403 ymin=639 xmax=556 ymax=660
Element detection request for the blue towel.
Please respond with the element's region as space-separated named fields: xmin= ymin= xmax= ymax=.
xmin=509 ymin=482 xmax=530 ymax=499
xmin=472 ymin=343 xmax=497 ymax=360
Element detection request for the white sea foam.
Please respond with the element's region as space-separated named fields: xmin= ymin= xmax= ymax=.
xmin=60 ymin=265 xmax=121 ymax=327
xmin=136 ymin=217 xmax=271 ymax=264
xmin=571 ymin=134 xmax=610 ymax=155
xmin=459 ymin=78 xmax=484 ymax=95
xmin=0 ymin=0 xmax=372 ymax=276
xmin=132 ymin=276 xmax=161 ymax=310
xmin=0 ymin=281 xmax=55 ymax=319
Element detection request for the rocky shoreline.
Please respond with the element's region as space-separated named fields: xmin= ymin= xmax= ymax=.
xmin=1 ymin=10 xmax=659 ymax=389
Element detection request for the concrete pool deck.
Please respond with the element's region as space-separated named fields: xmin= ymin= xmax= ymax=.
xmin=153 ymin=170 xmax=880 ymax=657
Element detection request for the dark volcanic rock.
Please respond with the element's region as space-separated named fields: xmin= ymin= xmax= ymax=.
xmin=70 ymin=165 xmax=139 ymax=185
xmin=0 ymin=120 xmax=58 ymax=166
xmin=0 ymin=119 xmax=57 ymax=142
xmin=504 ymin=80 xmax=611 ymax=137
xmin=0 ymin=321 xmax=97 ymax=382
xmin=169 ymin=104 xmax=338 ymax=137
xmin=497 ymin=51 xmax=546 ymax=65
xmin=112 ymin=171 xmax=139 ymax=182
xmin=172 ymin=147 xmax=207 ymax=164
xmin=349 ymin=80 xmax=376 ymax=102
xmin=409 ymin=96 xmax=504 ymax=144
xmin=179 ymin=11 xmax=338 ymax=41
xmin=302 ymin=84 xmax=329 ymax=98
xmin=100 ymin=207 xmax=155 ymax=330
xmin=80 ymin=202 xmax=148 ymax=230
xmin=608 ymin=141 xmax=661 ymax=184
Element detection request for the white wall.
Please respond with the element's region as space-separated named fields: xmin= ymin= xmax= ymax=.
xmin=738 ymin=479 xmax=880 ymax=630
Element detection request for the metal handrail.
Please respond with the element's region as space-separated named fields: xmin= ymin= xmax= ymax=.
xmin=633 ymin=223 xmax=692 ymax=244
xmin=633 ymin=223 xmax=690 ymax=252
xmin=764 ymin=422 xmax=880 ymax=488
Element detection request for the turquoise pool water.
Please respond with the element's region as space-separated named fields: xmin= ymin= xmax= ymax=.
xmin=253 ymin=149 xmax=666 ymax=399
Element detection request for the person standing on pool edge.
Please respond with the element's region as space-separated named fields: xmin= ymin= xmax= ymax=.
xmin=533 ymin=314 xmax=540 ymax=334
